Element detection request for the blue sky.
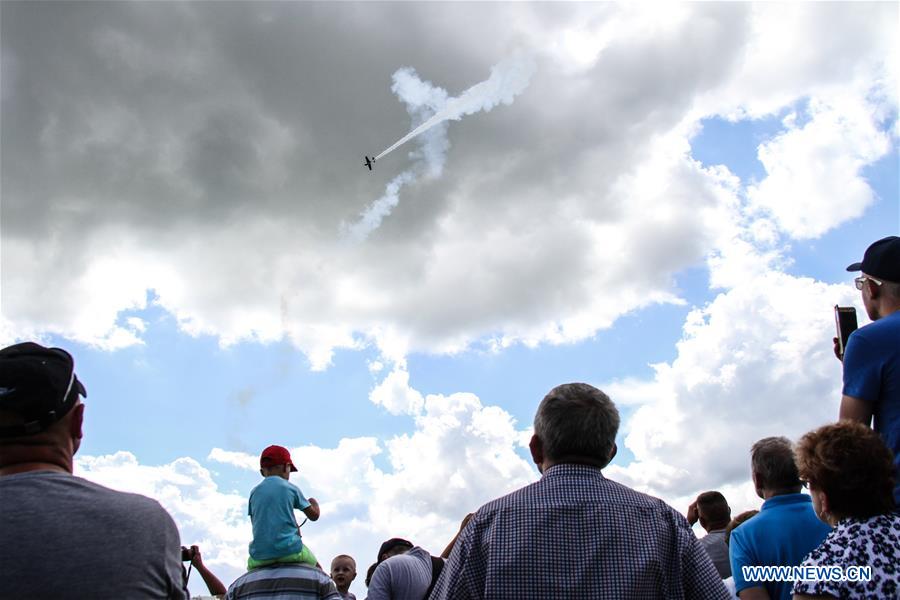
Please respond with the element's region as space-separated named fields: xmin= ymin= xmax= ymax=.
xmin=2 ymin=3 xmax=898 ymax=597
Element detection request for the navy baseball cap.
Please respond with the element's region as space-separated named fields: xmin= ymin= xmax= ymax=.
xmin=846 ymin=236 xmax=900 ymax=282
xmin=377 ymin=538 xmax=413 ymax=560
xmin=0 ymin=342 xmax=87 ymax=437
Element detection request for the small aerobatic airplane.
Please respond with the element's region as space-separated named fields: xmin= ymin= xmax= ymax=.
xmin=364 ymin=156 xmax=375 ymax=171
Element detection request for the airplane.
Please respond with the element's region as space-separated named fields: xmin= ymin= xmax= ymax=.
xmin=364 ymin=156 xmax=375 ymax=171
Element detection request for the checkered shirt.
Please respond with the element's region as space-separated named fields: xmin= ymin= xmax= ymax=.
xmin=428 ymin=464 xmax=730 ymax=600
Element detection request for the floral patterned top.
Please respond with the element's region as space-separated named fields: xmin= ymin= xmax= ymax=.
xmin=792 ymin=512 xmax=900 ymax=599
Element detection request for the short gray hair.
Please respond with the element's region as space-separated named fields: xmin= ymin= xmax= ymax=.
xmin=751 ymin=436 xmax=801 ymax=490
xmin=534 ymin=383 xmax=619 ymax=463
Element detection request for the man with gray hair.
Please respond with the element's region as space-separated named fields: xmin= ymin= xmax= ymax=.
xmin=429 ymin=383 xmax=729 ymax=599
xmin=728 ymin=437 xmax=831 ymax=600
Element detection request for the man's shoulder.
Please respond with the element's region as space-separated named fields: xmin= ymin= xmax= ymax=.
xmin=699 ymin=529 xmax=727 ymax=548
xmin=75 ymin=474 xmax=172 ymax=515
xmin=378 ymin=546 xmax=433 ymax=574
xmin=234 ymin=563 xmax=332 ymax=581
xmin=2 ymin=471 xmax=168 ymax=513
xmin=477 ymin=464 xmax=683 ymax=521
xmin=229 ymin=564 xmax=338 ymax=599
xmin=853 ymin=313 xmax=900 ymax=346
xmin=733 ymin=496 xmax=824 ymax=541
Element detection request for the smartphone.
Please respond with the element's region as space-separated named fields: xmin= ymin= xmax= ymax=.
xmin=834 ymin=305 xmax=858 ymax=359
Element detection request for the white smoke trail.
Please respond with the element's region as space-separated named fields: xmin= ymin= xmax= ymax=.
xmin=374 ymin=55 xmax=536 ymax=162
xmin=345 ymin=54 xmax=535 ymax=240
xmin=344 ymin=170 xmax=416 ymax=241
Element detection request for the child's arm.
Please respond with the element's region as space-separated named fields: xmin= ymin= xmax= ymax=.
xmin=301 ymin=496 xmax=320 ymax=521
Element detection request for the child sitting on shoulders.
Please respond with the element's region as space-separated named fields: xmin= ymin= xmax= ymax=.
xmin=247 ymin=444 xmax=320 ymax=569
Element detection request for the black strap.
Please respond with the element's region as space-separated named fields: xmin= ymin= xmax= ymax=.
xmin=425 ymin=555 xmax=444 ymax=597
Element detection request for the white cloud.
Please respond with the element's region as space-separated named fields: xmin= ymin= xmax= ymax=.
xmin=693 ymin=3 xmax=897 ymax=120
xmin=748 ymin=95 xmax=892 ymax=239
xmin=368 ymin=365 xmax=425 ymax=416
xmin=607 ymin=268 xmax=863 ymax=498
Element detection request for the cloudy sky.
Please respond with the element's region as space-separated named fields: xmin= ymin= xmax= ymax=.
xmin=2 ymin=2 xmax=897 ymax=596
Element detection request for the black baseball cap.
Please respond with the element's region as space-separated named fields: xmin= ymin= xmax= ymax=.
xmin=846 ymin=236 xmax=900 ymax=282
xmin=377 ymin=538 xmax=413 ymax=560
xmin=0 ymin=342 xmax=87 ymax=438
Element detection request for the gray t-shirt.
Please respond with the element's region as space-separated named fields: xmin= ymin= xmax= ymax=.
xmin=365 ymin=546 xmax=434 ymax=600
xmin=0 ymin=470 xmax=188 ymax=599
xmin=699 ymin=529 xmax=731 ymax=579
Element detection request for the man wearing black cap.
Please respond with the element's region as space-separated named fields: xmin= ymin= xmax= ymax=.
xmin=839 ymin=236 xmax=900 ymax=505
xmin=0 ymin=342 xmax=189 ymax=599
xmin=366 ymin=538 xmax=438 ymax=600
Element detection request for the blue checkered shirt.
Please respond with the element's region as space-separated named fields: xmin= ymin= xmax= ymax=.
xmin=429 ymin=464 xmax=730 ymax=599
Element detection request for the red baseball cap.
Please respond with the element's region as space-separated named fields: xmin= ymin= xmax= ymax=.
xmin=260 ymin=445 xmax=298 ymax=472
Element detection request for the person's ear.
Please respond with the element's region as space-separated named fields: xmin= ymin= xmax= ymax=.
xmin=69 ymin=403 xmax=85 ymax=441
xmin=819 ymin=490 xmax=831 ymax=516
xmin=528 ymin=434 xmax=544 ymax=467
xmin=751 ymin=471 xmax=763 ymax=498
xmin=868 ymin=279 xmax=882 ymax=299
xmin=68 ymin=403 xmax=85 ymax=455
xmin=260 ymin=469 xmax=266 ymax=477
xmin=608 ymin=443 xmax=618 ymax=464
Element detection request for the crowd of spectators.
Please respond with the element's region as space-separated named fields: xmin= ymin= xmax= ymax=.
xmin=1 ymin=236 xmax=898 ymax=599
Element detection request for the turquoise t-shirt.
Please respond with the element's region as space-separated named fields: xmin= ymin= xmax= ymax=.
xmin=248 ymin=476 xmax=311 ymax=560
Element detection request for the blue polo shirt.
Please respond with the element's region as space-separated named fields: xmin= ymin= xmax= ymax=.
xmin=843 ymin=311 xmax=900 ymax=504
xmin=729 ymin=493 xmax=831 ymax=600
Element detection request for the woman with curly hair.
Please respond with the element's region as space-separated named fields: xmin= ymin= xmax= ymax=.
xmin=792 ymin=421 xmax=899 ymax=600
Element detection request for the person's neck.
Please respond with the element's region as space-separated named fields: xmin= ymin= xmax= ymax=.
xmin=705 ymin=521 xmax=730 ymax=532
xmin=0 ymin=445 xmax=74 ymax=476
xmin=0 ymin=461 xmax=72 ymax=477
xmin=761 ymin=487 xmax=801 ymax=500
xmin=874 ymin=302 xmax=900 ymax=320
xmin=541 ymin=456 xmax=608 ymax=472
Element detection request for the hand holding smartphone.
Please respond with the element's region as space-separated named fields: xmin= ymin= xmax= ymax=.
xmin=834 ymin=305 xmax=858 ymax=360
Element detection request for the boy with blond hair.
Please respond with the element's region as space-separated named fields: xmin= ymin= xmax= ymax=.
xmin=330 ymin=554 xmax=357 ymax=599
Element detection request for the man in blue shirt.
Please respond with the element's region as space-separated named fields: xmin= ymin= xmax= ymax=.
xmin=729 ymin=437 xmax=831 ymax=600
xmin=838 ymin=236 xmax=900 ymax=505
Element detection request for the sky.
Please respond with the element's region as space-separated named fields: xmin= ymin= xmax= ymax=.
xmin=1 ymin=2 xmax=898 ymax=597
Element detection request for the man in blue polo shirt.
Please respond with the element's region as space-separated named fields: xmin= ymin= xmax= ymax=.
xmin=729 ymin=437 xmax=831 ymax=600
xmin=837 ymin=235 xmax=900 ymax=505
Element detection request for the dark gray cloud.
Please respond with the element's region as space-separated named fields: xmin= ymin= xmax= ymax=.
xmin=1 ymin=2 xmax=894 ymax=360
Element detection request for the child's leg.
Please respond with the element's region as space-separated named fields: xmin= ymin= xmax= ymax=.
xmin=247 ymin=546 xmax=317 ymax=570
xmin=296 ymin=544 xmax=317 ymax=567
